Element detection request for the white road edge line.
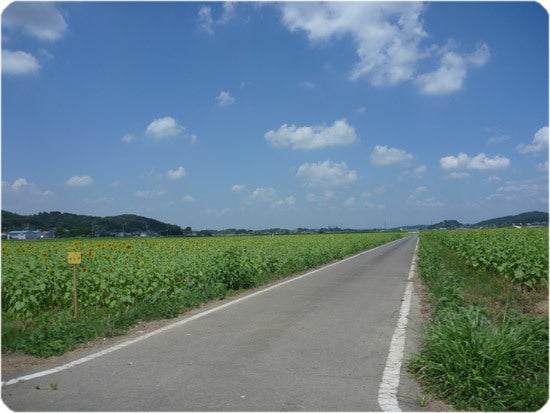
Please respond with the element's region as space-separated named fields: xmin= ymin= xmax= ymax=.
xmin=2 ymin=236 xmax=408 ymax=387
xmin=378 ymin=236 xmax=419 ymax=412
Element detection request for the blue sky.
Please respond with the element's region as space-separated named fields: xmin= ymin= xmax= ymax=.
xmin=2 ymin=1 xmax=548 ymax=230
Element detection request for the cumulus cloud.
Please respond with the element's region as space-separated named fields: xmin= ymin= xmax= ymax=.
xmin=145 ymin=116 xmax=184 ymax=139
xmin=439 ymin=152 xmax=510 ymax=170
xmin=370 ymin=145 xmax=413 ymax=166
xmin=2 ymin=50 xmax=40 ymax=75
xmin=281 ymin=2 xmax=426 ymax=86
xmin=249 ymin=187 xmax=278 ymax=202
xmin=231 ymin=184 xmax=245 ymax=193
xmin=65 ymin=175 xmax=93 ymax=187
xmin=517 ymin=126 xmax=549 ymax=154
xmin=265 ymin=119 xmax=357 ymax=150
xmin=415 ymin=43 xmax=490 ymax=95
xmin=216 ymin=91 xmax=235 ymax=107
xmin=280 ymin=3 xmax=489 ymax=94
xmin=296 ymin=160 xmax=358 ymax=189
xmin=3 ymin=2 xmax=67 ymax=41
xmin=3 ymin=178 xmax=53 ymax=196
xmin=166 ymin=166 xmax=186 ymax=180
xmin=248 ymin=187 xmax=295 ymax=208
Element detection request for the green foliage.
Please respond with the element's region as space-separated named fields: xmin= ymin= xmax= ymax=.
xmin=409 ymin=232 xmax=548 ymax=411
xmin=422 ymin=228 xmax=548 ymax=289
xmin=2 ymin=232 xmax=405 ymax=356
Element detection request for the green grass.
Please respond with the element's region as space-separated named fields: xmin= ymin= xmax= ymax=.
xmin=408 ymin=233 xmax=548 ymax=411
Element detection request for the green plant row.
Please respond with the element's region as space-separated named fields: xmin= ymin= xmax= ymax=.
xmin=2 ymin=232 xmax=405 ymax=356
xmin=408 ymin=233 xmax=548 ymax=411
xmin=422 ymin=228 xmax=548 ymax=288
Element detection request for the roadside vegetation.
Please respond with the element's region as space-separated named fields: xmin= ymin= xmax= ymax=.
xmin=409 ymin=228 xmax=548 ymax=411
xmin=2 ymin=232 xmax=405 ymax=357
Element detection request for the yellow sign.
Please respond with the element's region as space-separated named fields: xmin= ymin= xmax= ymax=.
xmin=68 ymin=252 xmax=82 ymax=265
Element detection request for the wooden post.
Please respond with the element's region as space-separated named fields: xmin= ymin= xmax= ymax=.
xmin=73 ymin=263 xmax=78 ymax=320
xmin=68 ymin=252 xmax=82 ymax=320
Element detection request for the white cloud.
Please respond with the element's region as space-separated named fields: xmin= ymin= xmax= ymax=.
xmin=135 ymin=189 xmax=166 ymax=198
xmin=3 ymin=178 xmax=52 ymax=195
xmin=265 ymin=119 xmax=357 ymax=150
xmin=517 ymin=126 xmax=549 ymax=154
xmin=415 ymin=43 xmax=490 ymax=95
xmin=307 ymin=190 xmax=335 ymax=203
xmin=416 ymin=197 xmax=445 ymax=208
xmin=409 ymin=186 xmax=428 ymax=198
xmin=296 ymin=160 xmax=358 ymax=189
xmin=299 ymin=80 xmax=317 ymax=88
xmin=2 ymin=50 xmax=40 ymax=75
xmin=198 ymin=6 xmax=215 ymax=35
xmin=485 ymin=175 xmax=501 ymax=183
xmin=182 ymin=195 xmax=196 ymax=203
xmin=249 ymin=187 xmax=277 ymax=202
xmin=281 ymin=2 xmax=426 ymax=87
xmin=370 ymin=145 xmax=413 ymax=166
xmin=488 ymin=178 xmax=547 ymax=202
xmin=166 ymin=166 xmax=186 ymax=180
xmin=399 ymin=165 xmax=427 ymax=181
xmin=145 ymin=116 xmax=184 ymax=139
xmin=280 ymin=3 xmax=489 ymax=94
xmin=364 ymin=200 xmax=385 ymax=210
xmin=3 ymin=2 xmax=67 ymax=41
xmin=343 ymin=197 xmax=356 ymax=207
xmin=65 ymin=175 xmax=93 ymax=187
xmin=198 ymin=2 xmax=236 ymax=35
xmin=2 ymin=178 xmax=54 ymax=198
xmin=216 ymin=91 xmax=235 ymax=107
xmin=488 ymin=135 xmax=511 ymax=144
xmin=231 ymin=184 xmax=245 ymax=193
xmin=11 ymin=178 xmax=30 ymax=191
xmin=273 ymin=195 xmax=296 ymax=208
xmin=445 ymin=172 xmax=471 ymax=180
xmin=439 ymin=152 xmax=510 ymax=170
xmin=407 ymin=186 xmax=444 ymax=208
xmin=122 ymin=134 xmax=135 ymax=143
xmin=248 ymin=187 xmax=295 ymax=208
xmin=537 ymin=161 xmax=549 ymax=172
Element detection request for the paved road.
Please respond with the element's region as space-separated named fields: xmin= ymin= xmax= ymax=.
xmin=3 ymin=235 xmax=421 ymax=411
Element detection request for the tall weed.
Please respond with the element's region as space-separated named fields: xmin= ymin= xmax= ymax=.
xmin=409 ymin=234 xmax=549 ymax=411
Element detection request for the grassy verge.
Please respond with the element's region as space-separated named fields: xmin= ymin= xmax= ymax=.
xmin=408 ymin=233 xmax=548 ymax=411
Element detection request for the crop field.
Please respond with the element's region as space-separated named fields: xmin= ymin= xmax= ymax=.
xmin=422 ymin=227 xmax=548 ymax=289
xmin=410 ymin=227 xmax=548 ymax=411
xmin=2 ymin=232 xmax=404 ymax=356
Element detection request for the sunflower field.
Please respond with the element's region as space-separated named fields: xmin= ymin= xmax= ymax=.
xmin=2 ymin=232 xmax=404 ymax=355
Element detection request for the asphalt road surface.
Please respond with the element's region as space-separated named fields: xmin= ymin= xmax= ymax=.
xmin=2 ymin=234 xmax=422 ymax=411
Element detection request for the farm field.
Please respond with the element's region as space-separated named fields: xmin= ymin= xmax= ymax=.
xmin=409 ymin=227 xmax=548 ymax=411
xmin=2 ymin=232 xmax=405 ymax=356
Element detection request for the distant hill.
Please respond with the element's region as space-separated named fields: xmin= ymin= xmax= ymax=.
xmin=429 ymin=219 xmax=463 ymax=230
xmin=473 ymin=211 xmax=548 ymax=228
xmin=389 ymin=211 xmax=548 ymax=231
xmin=1 ymin=211 xmax=184 ymax=237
